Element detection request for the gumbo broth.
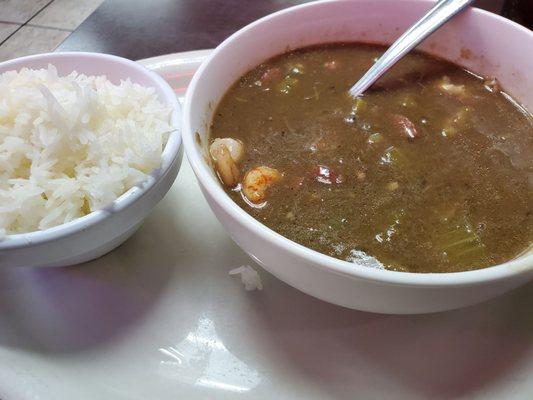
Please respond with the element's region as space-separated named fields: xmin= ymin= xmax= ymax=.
xmin=209 ymin=44 xmax=532 ymax=273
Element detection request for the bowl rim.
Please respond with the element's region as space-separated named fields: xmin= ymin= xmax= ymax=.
xmin=0 ymin=51 xmax=182 ymax=250
xmin=182 ymin=0 xmax=533 ymax=287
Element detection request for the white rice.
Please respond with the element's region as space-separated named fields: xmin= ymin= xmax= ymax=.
xmin=229 ymin=265 xmax=263 ymax=291
xmin=0 ymin=65 xmax=172 ymax=235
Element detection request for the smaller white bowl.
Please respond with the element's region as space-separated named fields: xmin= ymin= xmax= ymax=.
xmin=0 ymin=52 xmax=182 ymax=268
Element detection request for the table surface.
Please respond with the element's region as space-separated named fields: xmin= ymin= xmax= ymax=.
xmin=57 ymin=0 xmax=531 ymax=59
xmin=2 ymin=51 xmax=532 ymax=400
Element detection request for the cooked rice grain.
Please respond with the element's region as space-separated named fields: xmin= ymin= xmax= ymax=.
xmin=0 ymin=65 xmax=172 ymax=235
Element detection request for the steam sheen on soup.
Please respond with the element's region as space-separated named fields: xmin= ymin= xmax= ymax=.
xmin=209 ymin=43 xmax=532 ymax=273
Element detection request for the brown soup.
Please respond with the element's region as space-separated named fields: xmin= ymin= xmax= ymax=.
xmin=209 ymin=43 xmax=533 ymax=273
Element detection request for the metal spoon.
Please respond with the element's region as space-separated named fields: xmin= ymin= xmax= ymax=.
xmin=349 ymin=0 xmax=475 ymax=98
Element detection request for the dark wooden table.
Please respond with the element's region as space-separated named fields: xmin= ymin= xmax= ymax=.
xmin=57 ymin=0 xmax=531 ymax=60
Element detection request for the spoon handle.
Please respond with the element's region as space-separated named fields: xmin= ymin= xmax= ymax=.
xmin=349 ymin=0 xmax=475 ymax=98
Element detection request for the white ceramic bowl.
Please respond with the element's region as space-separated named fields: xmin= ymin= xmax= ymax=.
xmin=0 ymin=52 xmax=182 ymax=268
xmin=183 ymin=0 xmax=533 ymax=314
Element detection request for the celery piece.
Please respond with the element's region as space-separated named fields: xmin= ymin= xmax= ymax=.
xmin=437 ymin=223 xmax=485 ymax=264
xmin=375 ymin=209 xmax=405 ymax=243
xmin=277 ymin=75 xmax=299 ymax=94
xmin=380 ymin=146 xmax=408 ymax=168
xmin=441 ymin=126 xmax=457 ymax=138
xmin=345 ymin=97 xmax=369 ymax=125
xmin=328 ymin=217 xmax=344 ymax=231
xmin=386 ymin=181 xmax=399 ymax=191
xmin=352 ymin=97 xmax=368 ymax=115
xmin=367 ymin=132 xmax=383 ymax=144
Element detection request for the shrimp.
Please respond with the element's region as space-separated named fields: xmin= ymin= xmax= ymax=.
xmin=210 ymin=138 xmax=244 ymax=163
xmin=242 ymin=166 xmax=281 ymax=204
xmin=209 ymin=138 xmax=244 ymax=187
xmin=438 ymin=76 xmax=466 ymax=97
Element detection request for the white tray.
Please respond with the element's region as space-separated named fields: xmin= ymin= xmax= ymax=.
xmin=1 ymin=50 xmax=532 ymax=400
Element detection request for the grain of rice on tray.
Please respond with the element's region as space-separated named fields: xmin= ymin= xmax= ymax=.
xmin=0 ymin=65 xmax=172 ymax=236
